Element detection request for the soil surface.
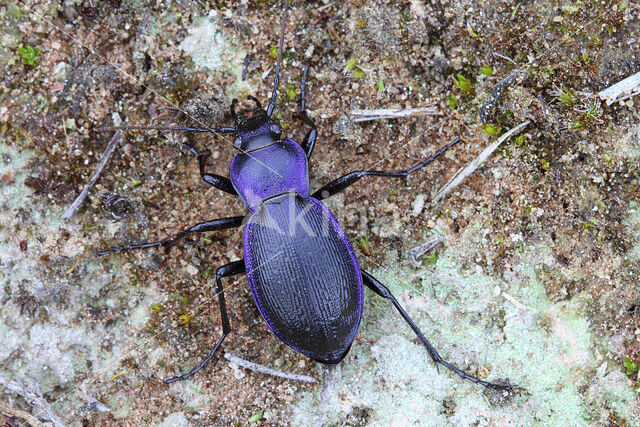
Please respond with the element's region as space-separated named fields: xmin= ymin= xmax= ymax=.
xmin=1 ymin=0 xmax=640 ymax=425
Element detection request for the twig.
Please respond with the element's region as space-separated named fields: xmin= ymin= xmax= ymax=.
xmin=350 ymin=107 xmax=438 ymax=122
xmin=0 ymin=402 xmax=42 ymax=427
xmin=598 ymin=71 xmax=640 ymax=105
xmin=404 ymin=235 xmax=442 ymax=266
xmin=317 ymin=1 xmax=335 ymax=12
xmin=0 ymin=377 xmax=65 ymax=427
xmin=224 ymin=353 xmax=317 ymax=383
xmin=492 ymin=52 xmax=517 ymax=65
xmin=538 ymin=94 xmax=548 ymax=117
xmin=502 ymin=292 xmax=535 ymax=312
xmin=434 ymin=121 xmax=530 ymax=202
xmin=61 ymin=114 xmax=123 ymax=221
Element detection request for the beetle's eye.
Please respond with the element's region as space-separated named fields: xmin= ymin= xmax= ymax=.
xmin=233 ymin=136 xmax=242 ymax=149
xmin=271 ymin=124 xmax=282 ymax=135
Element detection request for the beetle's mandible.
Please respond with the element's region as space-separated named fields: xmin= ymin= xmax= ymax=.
xmin=98 ymin=1 xmax=512 ymax=392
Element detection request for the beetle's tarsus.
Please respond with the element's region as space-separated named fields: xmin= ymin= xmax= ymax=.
xmin=164 ymin=333 xmax=228 ymax=384
xmin=164 ymin=260 xmax=245 ymax=384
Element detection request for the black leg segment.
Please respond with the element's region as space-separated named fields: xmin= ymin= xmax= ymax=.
xmin=97 ymin=216 xmax=244 ymax=256
xmin=312 ymin=137 xmax=461 ymax=200
xmin=97 ymin=125 xmax=235 ymax=134
xmin=361 ymin=270 xmax=511 ymax=391
xmin=293 ymin=65 xmax=317 ymax=158
xmin=182 ymin=142 xmax=238 ymax=196
xmin=165 ymin=260 xmax=246 ymax=384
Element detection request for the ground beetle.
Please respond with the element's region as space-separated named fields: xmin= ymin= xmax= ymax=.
xmin=99 ymin=1 xmax=511 ymax=391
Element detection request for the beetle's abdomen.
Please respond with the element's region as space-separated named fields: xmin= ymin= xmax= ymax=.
xmin=244 ymin=193 xmax=363 ymax=363
xmin=230 ymin=139 xmax=308 ymax=213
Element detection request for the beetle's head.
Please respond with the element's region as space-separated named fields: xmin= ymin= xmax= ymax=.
xmin=232 ymin=97 xmax=282 ymax=151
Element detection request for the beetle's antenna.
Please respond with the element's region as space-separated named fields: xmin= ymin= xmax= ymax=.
xmin=266 ymin=0 xmax=288 ymax=117
xmin=97 ymin=125 xmax=236 ymax=133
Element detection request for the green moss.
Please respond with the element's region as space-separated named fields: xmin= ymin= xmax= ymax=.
xmin=285 ymin=83 xmax=299 ymax=100
xmin=446 ymin=94 xmax=458 ymax=109
xmin=343 ymin=58 xmax=365 ymax=80
xmin=248 ymin=412 xmax=263 ymax=423
xmin=540 ymin=159 xmax=551 ymax=170
xmin=556 ymin=86 xmax=575 ymax=106
xmin=479 ymin=65 xmax=493 ymax=77
xmin=354 ymin=235 xmax=371 ymax=256
xmin=482 ymin=123 xmax=499 ymax=136
xmin=17 ymin=45 xmax=41 ymax=66
xmin=623 ymin=357 xmax=639 ymax=377
xmin=452 ymin=74 xmax=472 ymax=94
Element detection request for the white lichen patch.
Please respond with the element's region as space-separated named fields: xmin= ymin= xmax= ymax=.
xmin=625 ymin=201 xmax=640 ymax=260
xmin=158 ymin=411 xmax=193 ymax=427
xmin=0 ymin=142 xmax=167 ymax=420
xmin=292 ymin=227 xmax=640 ymax=425
xmin=179 ymin=17 xmax=248 ymax=97
xmin=27 ymin=323 xmax=95 ymax=384
xmin=180 ymin=19 xmax=230 ymax=71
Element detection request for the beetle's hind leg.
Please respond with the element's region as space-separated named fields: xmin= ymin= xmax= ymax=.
xmin=181 ymin=142 xmax=238 ymax=196
xmin=165 ymin=260 xmax=246 ymax=384
xmin=293 ymin=65 xmax=317 ymax=158
xmin=361 ymin=271 xmax=512 ymax=392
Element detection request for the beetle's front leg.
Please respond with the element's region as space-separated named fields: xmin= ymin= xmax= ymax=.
xmin=182 ymin=142 xmax=239 ymax=196
xmin=293 ymin=65 xmax=317 ymax=158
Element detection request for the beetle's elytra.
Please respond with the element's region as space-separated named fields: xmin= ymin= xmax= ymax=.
xmin=99 ymin=1 xmax=511 ymax=391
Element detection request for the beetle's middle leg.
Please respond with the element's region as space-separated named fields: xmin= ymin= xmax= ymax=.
xmin=165 ymin=259 xmax=246 ymax=384
xmin=97 ymin=216 xmax=244 ymax=255
xmin=293 ymin=65 xmax=317 ymax=158
xmin=361 ymin=270 xmax=511 ymax=391
xmin=311 ymin=137 xmax=461 ymax=200
xmin=182 ymin=142 xmax=238 ymax=196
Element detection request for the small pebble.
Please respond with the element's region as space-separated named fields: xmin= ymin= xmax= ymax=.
xmin=412 ymin=194 xmax=425 ymax=216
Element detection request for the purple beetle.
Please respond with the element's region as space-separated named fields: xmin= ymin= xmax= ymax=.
xmin=99 ymin=2 xmax=510 ymax=391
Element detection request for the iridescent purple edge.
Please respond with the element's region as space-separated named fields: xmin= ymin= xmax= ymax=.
xmin=243 ymin=196 xmax=364 ymax=361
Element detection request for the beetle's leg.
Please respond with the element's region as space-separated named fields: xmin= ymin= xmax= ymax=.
xmin=266 ymin=1 xmax=289 ymax=117
xmin=97 ymin=216 xmax=244 ymax=256
xmin=181 ymin=142 xmax=238 ymax=196
xmin=312 ymin=137 xmax=461 ymax=200
xmin=165 ymin=260 xmax=246 ymax=384
xmin=361 ymin=270 xmax=511 ymax=391
xmin=293 ymin=65 xmax=317 ymax=158
xmin=231 ymin=98 xmax=238 ymax=120
xmin=97 ymin=125 xmax=236 ymax=134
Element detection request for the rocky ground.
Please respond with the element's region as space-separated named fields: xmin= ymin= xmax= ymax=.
xmin=1 ymin=0 xmax=640 ymax=425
